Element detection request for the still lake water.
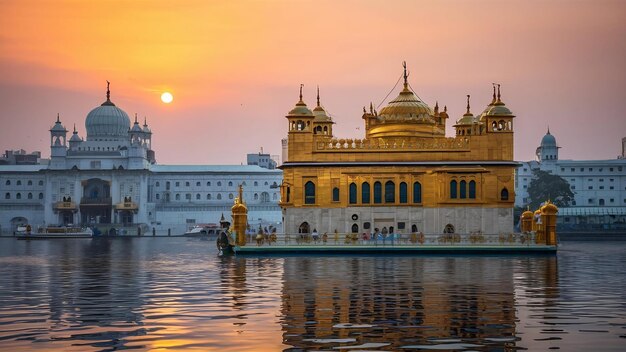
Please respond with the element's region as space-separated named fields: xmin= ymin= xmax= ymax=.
xmin=0 ymin=237 xmax=624 ymax=351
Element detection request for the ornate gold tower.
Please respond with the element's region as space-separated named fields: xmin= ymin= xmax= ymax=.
xmin=231 ymin=185 xmax=248 ymax=246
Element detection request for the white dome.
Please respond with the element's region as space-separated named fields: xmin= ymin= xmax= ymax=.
xmin=85 ymin=102 xmax=131 ymax=139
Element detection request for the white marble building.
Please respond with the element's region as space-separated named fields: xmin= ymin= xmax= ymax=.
xmin=516 ymin=130 xmax=626 ymax=228
xmin=0 ymin=84 xmax=282 ymax=234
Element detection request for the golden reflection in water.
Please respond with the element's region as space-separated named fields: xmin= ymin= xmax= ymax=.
xmin=276 ymin=255 xmax=558 ymax=350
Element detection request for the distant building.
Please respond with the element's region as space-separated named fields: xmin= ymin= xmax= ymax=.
xmin=0 ymin=83 xmax=282 ymax=234
xmin=516 ymin=131 xmax=626 ymax=230
xmin=247 ymin=151 xmax=278 ymax=169
xmin=0 ymin=149 xmax=47 ymax=165
xmin=280 ymin=64 xmax=518 ymax=235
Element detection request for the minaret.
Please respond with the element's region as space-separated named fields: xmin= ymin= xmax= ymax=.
xmin=49 ymin=113 xmax=68 ymax=169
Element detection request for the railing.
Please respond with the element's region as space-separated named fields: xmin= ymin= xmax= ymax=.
xmin=243 ymin=232 xmax=543 ymax=247
xmin=315 ymin=137 xmax=470 ymax=151
xmin=80 ymin=197 xmax=112 ymax=205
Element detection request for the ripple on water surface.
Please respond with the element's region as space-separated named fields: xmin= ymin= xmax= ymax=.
xmin=0 ymin=238 xmax=624 ymax=351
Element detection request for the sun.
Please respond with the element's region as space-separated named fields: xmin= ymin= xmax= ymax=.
xmin=161 ymin=92 xmax=173 ymax=104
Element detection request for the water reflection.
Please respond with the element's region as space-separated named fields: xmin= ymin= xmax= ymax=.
xmin=0 ymin=239 xmax=625 ymax=351
xmin=277 ymin=255 xmax=558 ymax=350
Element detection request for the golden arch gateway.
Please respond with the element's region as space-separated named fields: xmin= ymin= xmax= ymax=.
xmin=279 ymin=63 xmax=517 ymax=236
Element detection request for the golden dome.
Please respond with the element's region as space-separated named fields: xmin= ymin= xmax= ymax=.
xmin=521 ymin=210 xmax=534 ymax=220
xmin=481 ymin=84 xmax=514 ymax=118
xmin=312 ymin=87 xmax=333 ymax=123
xmin=367 ymin=62 xmax=442 ymax=139
xmin=231 ymin=185 xmax=248 ymax=213
xmin=540 ymin=201 xmax=559 ymax=215
xmin=287 ymin=84 xmax=313 ymax=117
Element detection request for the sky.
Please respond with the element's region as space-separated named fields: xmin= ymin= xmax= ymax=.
xmin=1 ymin=0 xmax=625 ymax=165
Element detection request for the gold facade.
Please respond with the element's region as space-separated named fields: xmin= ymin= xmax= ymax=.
xmin=280 ymin=64 xmax=517 ymax=234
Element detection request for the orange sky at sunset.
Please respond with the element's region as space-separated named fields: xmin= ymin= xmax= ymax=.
xmin=1 ymin=0 xmax=625 ymax=164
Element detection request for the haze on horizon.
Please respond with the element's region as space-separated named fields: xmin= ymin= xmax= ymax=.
xmin=1 ymin=0 xmax=625 ymax=165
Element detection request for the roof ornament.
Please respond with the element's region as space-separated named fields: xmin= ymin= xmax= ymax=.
xmin=491 ymin=83 xmax=497 ymax=105
xmin=496 ymin=83 xmax=502 ymax=103
xmin=56 ymin=113 xmax=60 ymax=123
xmin=466 ymin=95 xmax=471 ymax=114
xmin=299 ymin=84 xmax=304 ymax=102
xmin=369 ymin=102 xmax=374 ymax=114
xmin=144 ymin=116 xmax=148 ymax=127
xmin=547 ymin=125 xmax=551 ymax=135
xmin=444 ymin=105 xmax=447 ymax=112
xmin=316 ymin=85 xmax=320 ymax=107
xmin=73 ymin=123 xmax=77 ymax=133
xmin=106 ymin=80 xmax=111 ymax=101
xmin=402 ymin=61 xmax=409 ymax=89
xmin=434 ymin=101 xmax=439 ymax=114
xmin=134 ymin=113 xmax=138 ymax=124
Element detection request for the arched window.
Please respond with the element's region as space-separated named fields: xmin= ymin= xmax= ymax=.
xmin=228 ymin=181 xmax=233 ymax=187
xmin=264 ymin=182 xmax=268 ymax=186
xmin=333 ymin=187 xmax=340 ymax=202
xmin=349 ymin=183 xmax=357 ymax=204
xmin=399 ymin=182 xmax=407 ymax=203
xmin=261 ymin=192 xmax=269 ymax=202
xmin=411 ymin=224 xmax=418 ymax=233
xmin=5 ymin=193 xmax=9 ymax=199
xmin=217 ymin=181 xmax=222 ymax=186
xmin=207 ymin=182 xmax=211 ymax=186
xmin=254 ymin=193 xmax=259 ymax=200
xmin=500 ymin=188 xmax=509 ymax=201
xmin=207 ymin=193 xmax=211 ymax=200
xmin=156 ymin=194 xmax=160 ymax=200
xmin=156 ymin=182 xmax=160 ymax=187
xmin=286 ymin=187 xmax=290 ymax=202
xmin=28 ymin=193 xmax=32 ymax=199
xmin=39 ymin=180 xmax=44 ymax=186
xmin=385 ymin=181 xmax=395 ymax=203
xmin=444 ymin=224 xmax=455 ymax=233
xmin=351 ymin=223 xmax=359 ymax=233
xmin=298 ymin=222 xmax=310 ymax=234
xmin=196 ymin=193 xmax=201 ymax=200
xmin=229 ymin=193 xmax=234 ymax=199
xmin=304 ymin=181 xmax=315 ymax=204
xmin=38 ymin=193 xmax=43 ymax=199
xmin=460 ymin=180 xmax=467 ymax=199
xmin=374 ymin=181 xmax=382 ymax=204
xmin=599 ymin=198 xmax=605 ymax=206
xmin=469 ymin=180 xmax=476 ymax=199
xmin=27 ymin=180 xmax=32 ymax=186
xmin=16 ymin=180 xmax=21 ymax=186
xmin=196 ymin=182 xmax=201 ymax=187
xmin=5 ymin=180 xmax=10 ymax=186
xmin=217 ymin=194 xmax=222 ymax=200
xmin=362 ymin=182 xmax=370 ymax=204
xmin=450 ymin=180 xmax=457 ymax=199
xmin=16 ymin=193 xmax=21 ymax=199
xmin=413 ymin=182 xmax=422 ymax=203
xmin=175 ymin=194 xmax=181 ymax=200
xmin=254 ymin=181 xmax=258 ymax=186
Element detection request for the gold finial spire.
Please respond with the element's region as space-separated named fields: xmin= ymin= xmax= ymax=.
xmin=496 ymin=83 xmax=502 ymax=103
xmin=402 ymin=61 xmax=409 ymax=89
xmin=238 ymin=184 xmax=244 ymax=203
xmin=316 ymin=85 xmax=320 ymax=107
xmin=106 ymin=80 xmax=111 ymax=101
xmin=56 ymin=113 xmax=60 ymax=123
xmin=299 ymin=84 xmax=304 ymax=102
xmin=466 ymin=94 xmax=471 ymax=114
xmin=369 ymin=102 xmax=374 ymax=114
xmin=73 ymin=123 xmax=77 ymax=133
xmin=134 ymin=113 xmax=138 ymax=124
xmin=444 ymin=105 xmax=447 ymax=112
xmin=143 ymin=116 xmax=147 ymax=126
xmin=491 ymin=83 xmax=497 ymax=105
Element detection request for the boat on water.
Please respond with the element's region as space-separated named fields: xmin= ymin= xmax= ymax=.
xmin=182 ymin=224 xmax=223 ymax=237
xmin=16 ymin=225 xmax=93 ymax=239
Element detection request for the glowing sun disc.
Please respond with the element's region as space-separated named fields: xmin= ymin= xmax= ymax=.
xmin=161 ymin=92 xmax=173 ymax=104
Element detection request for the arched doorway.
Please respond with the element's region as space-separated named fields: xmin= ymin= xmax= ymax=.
xmin=81 ymin=178 xmax=112 ymax=224
xmin=444 ymin=224 xmax=455 ymax=234
xmin=351 ymin=223 xmax=359 ymax=233
xmin=298 ymin=222 xmax=310 ymax=234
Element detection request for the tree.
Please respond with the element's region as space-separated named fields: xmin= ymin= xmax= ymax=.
xmin=526 ymin=169 xmax=574 ymax=210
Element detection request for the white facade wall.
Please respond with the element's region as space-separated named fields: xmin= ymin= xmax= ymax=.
xmin=284 ymin=206 xmax=513 ymax=235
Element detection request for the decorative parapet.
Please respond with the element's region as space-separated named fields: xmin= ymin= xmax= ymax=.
xmin=315 ymin=137 xmax=470 ymax=152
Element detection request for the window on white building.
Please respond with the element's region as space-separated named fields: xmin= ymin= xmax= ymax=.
xmin=39 ymin=193 xmax=43 ymax=199
xmin=196 ymin=182 xmax=201 ymax=187
xmin=38 ymin=180 xmax=43 ymax=186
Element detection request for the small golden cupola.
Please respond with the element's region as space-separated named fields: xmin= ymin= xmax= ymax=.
xmin=454 ymin=95 xmax=480 ymax=136
xmin=481 ymin=84 xmax=515 ymax=133
xmin=367 ymin=62 xmax=443 ymax=139
xmin=312 ymin=86 xmax=334 ymax=136
xmin=286 ymin=84 xmax=314 ymax=132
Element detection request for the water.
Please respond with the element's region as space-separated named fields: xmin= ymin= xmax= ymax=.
xmin=0 ymin=238 xmax=624 ymax=351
